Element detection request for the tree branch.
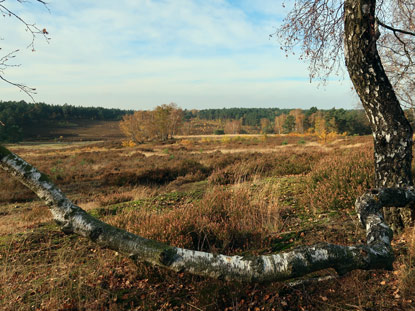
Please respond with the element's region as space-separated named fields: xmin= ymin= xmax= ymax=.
xmin=0 ymin=75 xmax=36 ymax=101
xmin=1 ymin=145 xmax=409 ymax=282
xmin=377 ymin=18 xmax=415 ymax=37
xmin=0 ymin=0 xmax=49 ymax=100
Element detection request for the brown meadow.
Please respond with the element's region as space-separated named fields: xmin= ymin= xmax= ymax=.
xmin=0 ymin=135 xmax=414 ymax=310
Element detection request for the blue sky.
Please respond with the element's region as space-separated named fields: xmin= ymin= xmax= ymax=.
xmin=0 ymin=0 xmax=356 ymax=110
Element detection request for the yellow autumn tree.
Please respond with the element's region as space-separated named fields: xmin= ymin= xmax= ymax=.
xmin=310 ymin=111 xmax=340 ymax=143
xmin=289 ymin=109 xmax=305 ymax=133
xmin=274 ymin=114 xmax=287 ymax=134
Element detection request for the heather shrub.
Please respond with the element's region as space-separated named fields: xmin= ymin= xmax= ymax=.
xmin=398 ymin=227 xmax=415 ymax=299
xmin=0 ymin=170 xmax=36 ymax=202
xmin=97 ymin=193 xmax=134 ymax=206
xmin=168 ymin=171 xmax=207 ymax=187
xmin=208 ymin=152 xmax=321 ymax=185
xmin=303 ymin=148 xmax=374 ymax=212
xmin=103 ymin=159 xmax=209 ymax=186
xmin=108 ymin=183 xmax=282 ymax=254
xmin=37 ymin=150 xmax=132 ymax=185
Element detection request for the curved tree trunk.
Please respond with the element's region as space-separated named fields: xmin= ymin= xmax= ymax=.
xmin=344 ymin=0 xmax=414 ymax=231
xmin=1 ymin=145 xmax=410 ymax=282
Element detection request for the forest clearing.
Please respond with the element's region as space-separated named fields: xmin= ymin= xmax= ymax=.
xmin=1 ymin=135 xmax=414 ymax=310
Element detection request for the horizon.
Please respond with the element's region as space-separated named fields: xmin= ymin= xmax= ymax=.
xmin=0 ymin=1 xmax=357 ymax=110
xmin=1 ymin=100 xmax=366 ymax=112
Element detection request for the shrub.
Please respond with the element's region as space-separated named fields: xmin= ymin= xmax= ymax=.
xmin=108 ymin=183 xmax=282 ymax=254
xmin=103 ymin=159 xmax=210 ymax=186
xmin=397 ymin=227 xmax=415 ymax=299
xmin=302 ymin=148 xmax=374 ymax=212
xmin=179 ymin=139 xmax=193 ymax=147
xmin=213 ymin=129 xmax=225 ymax=135
xmin=208 ymin=152 xmax=320 ymax=185
xmin=121 ymin=140 xmax=137 ymax=147
xmin=0 ymin=170 xmax=36 ymax=202
xmin=98 ymin=193 xmax=134 ymax=206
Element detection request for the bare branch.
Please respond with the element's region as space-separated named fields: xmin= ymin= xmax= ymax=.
xmin=377 ymin=18 xmax=415 ymax=37
xmin=0 ymin=74 xmax=36 ymax=101
xmin=0 ymin=3 xmax=49 ymax=50
xmin=275 ymin=0 xmax=345 ymax=82
xmin=0 ymin=0 xmax=49 ymax=100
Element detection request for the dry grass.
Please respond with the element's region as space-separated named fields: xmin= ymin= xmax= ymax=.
xmin=303 ymin=146 xmax=374 ymax=213
xmin=397 ymin=227 xmax=415 ymax=300
xmin=107 ymin=182 xmax=282 ymax=254
xmin=0 ymin=135 xmax=414 ymax=310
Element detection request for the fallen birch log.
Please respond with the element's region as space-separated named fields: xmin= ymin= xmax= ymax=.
xmin=1 ymin=145 xmax=411 ymax=282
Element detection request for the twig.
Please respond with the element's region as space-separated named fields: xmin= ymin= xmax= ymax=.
xmin=186 ymin=303 xmax=204 ymax=311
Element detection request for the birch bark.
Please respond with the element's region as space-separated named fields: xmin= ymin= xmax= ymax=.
xmin=344 ymin=0 xmax=414 ymax=231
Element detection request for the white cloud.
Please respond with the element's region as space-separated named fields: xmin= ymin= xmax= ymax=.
xmin=0 ymin=0 xmax=353 ymax=110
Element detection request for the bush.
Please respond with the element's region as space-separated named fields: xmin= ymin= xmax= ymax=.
xmin=208 ymin=152 xmax=320 ymax=185
xmin=0 ymin=170 xmax=36 ymax=202
xmin=103 ymin=159 xmax=210 ymax=186
xmin=108 ymin=184 xmax=282 ymax=254
xmin=302 ymin=148 xmax=374 ymax=212
xmin=213 ymin=129 xmax=225 ymax=135
xmin=97 ymin=193 xmax=133 ymax=206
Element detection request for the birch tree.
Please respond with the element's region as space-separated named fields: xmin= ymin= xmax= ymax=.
xmin=278 ymin=0 xmax=415 ymax=231
xmin=274 ymin=114 xmax=287 ymax=134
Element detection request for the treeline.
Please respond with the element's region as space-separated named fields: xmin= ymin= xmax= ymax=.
xmin=188 ymin=107 xmax=372 ymax=135
xmin=187 ymin=108 xmax=292 ymax=126
xmin=0 ymin=101 xmax=132 ymax=142
xmin=1 ymin=101 xmax=396 ymax=142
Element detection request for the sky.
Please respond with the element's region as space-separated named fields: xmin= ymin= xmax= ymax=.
xmin=0 ymin=0 xmax=357 ymax=110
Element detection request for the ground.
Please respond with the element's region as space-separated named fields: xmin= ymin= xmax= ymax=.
xmin=0 ymin=133 xmax=414 ymax=310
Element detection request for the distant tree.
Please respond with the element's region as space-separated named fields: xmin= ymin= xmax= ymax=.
xmin=167 ymin=103 xmax=184 ymax=138
xmin=289 ymin=109 xmax=305 ymax=133
xmin=119 ymin=111 xmax=152 ymax=143
xmin=282 ymin=115 xmax=296 ymax=134
xmin=224 ymin=119 xmax=242 ymax=134
xmin=260 ymin=118 xmax=273 ymax=134
xmin=119 ymin=103 xmax=183 ymax=143
xmin=313 ymin=112 xmax=327 ymax=135
xmin=274 ymin=114 xmax=287 ymax=134
xmin=153 ymin=105 xmax=171 ymax=141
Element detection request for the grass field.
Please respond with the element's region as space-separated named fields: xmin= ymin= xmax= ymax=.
xmin=0 ymin=135 xmax=414 ymax=310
